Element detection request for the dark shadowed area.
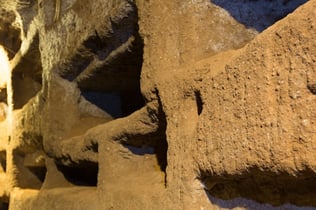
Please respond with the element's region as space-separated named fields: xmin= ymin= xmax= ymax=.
xmin=211 ymin=0 xmax=308 ymax=31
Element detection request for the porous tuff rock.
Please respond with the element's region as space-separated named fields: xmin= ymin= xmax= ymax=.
xmin=158 ymin=1 xmax=316 ymax=206
xmin=0 ymin=0 xmax=315 ymax=210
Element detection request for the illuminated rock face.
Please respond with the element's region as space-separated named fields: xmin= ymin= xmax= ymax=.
xmin=0 ymin=0 xmax=315 ymax=209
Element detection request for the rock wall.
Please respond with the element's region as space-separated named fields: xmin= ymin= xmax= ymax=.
xmin=0 ymin=0 xmax=315 ymax=209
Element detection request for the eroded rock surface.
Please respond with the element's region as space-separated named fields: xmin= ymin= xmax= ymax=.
xmin=0 ymin=0 xmax=315 ymax=209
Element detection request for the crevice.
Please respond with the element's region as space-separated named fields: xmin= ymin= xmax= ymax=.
xmin=199 ymin=166 xmax=316 ymax=207
xmin=86 ymin=141 xmax=98 ymax=153
xmin=0 ymin=151 xmax=6 ymax=172
xmin=0 ymin=88 xmax=6 ymax=102
xmin=155 ymin=94 xmax=168 ymax=173
xmin=155 ymin=137 xmax=168 ymax=173
xmin=194 ymin=90 xmax=203 ymax=115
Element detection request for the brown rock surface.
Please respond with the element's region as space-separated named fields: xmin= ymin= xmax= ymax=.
xmin=0 ymin=0 xmax=315 ymax=209
xmin=159 ymin=1 xmax=316 ymax=206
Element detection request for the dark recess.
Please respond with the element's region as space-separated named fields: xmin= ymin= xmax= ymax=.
xmin=78 ymin=29 xmax=145 ymax=117
xmin=307 ymin=84 xmax=316 ymax=95
xmin=199 ymin=166 xmax=316 ymax=207
xmin=0 ymin=151 xmax=6 ymax=172
xmin=28 ymin=166 xmax=47 ymax=183
xmin=56 ymin=162 xmax=98 ymax=186
xmin=0 ymin=201 xmax=9 ymax=210
xmin=0 ymin=88 xmax=6 ymax=103
xmin=194 ymin=90 xmax=203 ymax=115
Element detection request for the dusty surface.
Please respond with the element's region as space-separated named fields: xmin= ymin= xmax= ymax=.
xmin=0 ymin=0 xmax=315 ymax=209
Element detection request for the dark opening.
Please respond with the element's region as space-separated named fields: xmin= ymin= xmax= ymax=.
xmin=0 ymin=201 xmax=9 ymax=210
xmin=194 ymin=90 xmax=203 ymax=115
xmin=199 ymin=166 xmax=316 ymax=207
xmin=0 ymin=151 xmax=6 ymax=172
xmin=81 ymin=91 xmax=123 ymax=118
xmin=27 ymin=166 xmax=47 ymax=183
xmin=211 ymin=0 xmax=308 ymax=32
xmin=0 ymin=88 xmax=6 ymax=103
xmin=56 ymin=162 xmax=98 ymax=186
xmin=81 ymin=89 xmax=145 ymax=118
xmin=121 ymin=90 xmax=145 ymax=117
xmin=307 ymin=84 xmax=316 ymax=95
xmin=77 ymin=28 xmax=145 ymax=117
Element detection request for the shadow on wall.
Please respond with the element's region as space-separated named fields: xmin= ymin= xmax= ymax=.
xmin=211 ymin=0 xmax=308 ymax=31
xmin=199 ymin=166 xmax=316 ymax=208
